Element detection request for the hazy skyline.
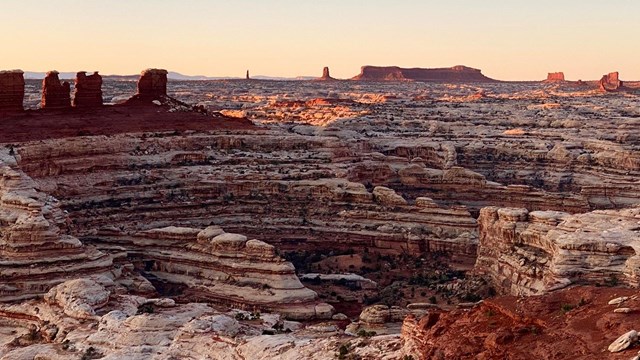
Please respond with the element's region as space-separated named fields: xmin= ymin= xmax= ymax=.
xmin=2 ymin=0 xmax=639 ymax=80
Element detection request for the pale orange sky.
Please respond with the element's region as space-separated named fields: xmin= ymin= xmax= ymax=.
xmin=2 ymin=0 xmax=639 ymax=80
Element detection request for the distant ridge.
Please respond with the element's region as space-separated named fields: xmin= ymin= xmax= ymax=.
xmin=23 ymin=71 xmax=241 ymax=81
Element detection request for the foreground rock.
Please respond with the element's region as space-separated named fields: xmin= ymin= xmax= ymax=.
xmin=0 ymin=281 xmax=402 ymax=359
xmin=476 ymin=206 xmax=640 ymax=295
xmin=401 ymin=286 xmax=640 ymax=359
xmin=608 ymin=330 xmax=637 ymax=352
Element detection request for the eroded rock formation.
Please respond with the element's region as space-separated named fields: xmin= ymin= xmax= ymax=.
xmin=475 ymin=206 xmax=640 ymax=295
xmin=317 ymin=66 xmax=335 ymax=81
xmin=0 ymin=70 xmax=24 ymax=113
xmin=41 ymin=71 xmax=71 ymax=109
xmin=0 ymin=277 xmax=403 ymax=359
xmin=352 ymin=65 xmax=495 ymax=82
xmin=599 ymin=71 xmax=623 ymax=91
xmin=0 ymin=150 xmax=113 ymax=301
xmin=137 ymin=68 xmax=168 ymax=99
xmin=2 ymin=73 xmax=640 ymax=358
xmin=90 ymin=225 xmax=332 ymax=319
xmin=13 ymin=134 xmax=480 ymax=266
xmin=72 ymin=71 xmax=103 ymax=107
xmin=545 ymin=72 xmax=565 ymax=82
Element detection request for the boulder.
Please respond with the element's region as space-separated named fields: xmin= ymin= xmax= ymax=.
xmin=609 ymin=296 xmax=629 ymax=306
xmin=608 ymin=330 xmax=637 ymax=352
xmin=372 ymin=186 xmax=407 ymax=206
xmin=44 ymin=278 xmax=110 ymax=319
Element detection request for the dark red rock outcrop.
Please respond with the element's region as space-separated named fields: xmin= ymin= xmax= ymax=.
xmin=137 ymin=68 xmax=168 ymax=99
xmin=599 ymin=71 xmax=623 ymax=91
xmin=545 ymin=72 xmax=565 ymax=82
xmin=401 ymin=286 xmax=640 ymax=359
xmin=72 ymin=71 xmax=103 ymax=107
xmin=351 ymin=65 xmax=495 ymax=82
xmin=0 ymin=70 xmax=24 ymax=113
xmin=41 ymin=71 xmax=71 ymax=109
xmin=317 ymin=66 xmax=335 ymax=81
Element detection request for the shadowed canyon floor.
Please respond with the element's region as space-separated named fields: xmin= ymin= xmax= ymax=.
xmin=1 ymin=79 xmax=640 ymax=359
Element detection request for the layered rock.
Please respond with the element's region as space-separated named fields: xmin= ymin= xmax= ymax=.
xmin=41 ymin=71 xmax=71 ymax=109
xmin=351 ymin=65 xmax=495 ymax=82
xmin=0 ymin=279 xmax=403 ymax=359
xmin=88 ymin=225 xmax=332 ymax=319
xmin=475 ymin=206 xmax=640 ymax=295
xmin=72 ymin=71 xmax=103 ymax=107
xmin=13 ymin=133 xmax=479 ymax=265
xmin=0 ymin=70 xmax=24 ymax=112
xmin=136 ymin=68 xmax=168 ymax=99
xmin=545 ymin=72 xmax=565 ymax=82
xmin=0 ymin=150 xmax=113 ymax=301
xmin=599 ymin=71 xmax=623 ymax=91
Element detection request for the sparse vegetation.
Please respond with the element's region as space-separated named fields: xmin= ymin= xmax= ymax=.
xmin=235 ymin=311 xmax=261 ymax=321
xmin=80 ymin=347 xmax=103 ymax=360
xmin=137 ymin=303 xmax=155 ymax=315
xmin=561 ymin=303 xmax=576 ymax=313
xmin=356 ymin=329 xmax=377 ymax=337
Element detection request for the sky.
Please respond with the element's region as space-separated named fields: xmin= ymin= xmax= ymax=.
xmin=1 ymin=0 xmax=639 ymax=80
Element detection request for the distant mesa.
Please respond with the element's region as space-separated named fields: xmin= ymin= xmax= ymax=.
xmin=599 ymin=71 xmax=623 ymax=92
xmin=545 ymin=72 xmax=565 ymax=82
xmin=41 ymin=71 xmax=71 ymax=109
xmin=73 ymin=71 xmax=103 ymax=107
xmin=351 ymin=65 xmax=496 ymax=82
xmin=0 ymin=70 xmax=24 ymax=113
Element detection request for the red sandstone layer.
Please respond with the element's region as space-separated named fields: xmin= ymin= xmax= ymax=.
xmin=402 ymin=286 xmax=640 ymax=359
xmin=0 ymin=105 xmax=255 ymax=143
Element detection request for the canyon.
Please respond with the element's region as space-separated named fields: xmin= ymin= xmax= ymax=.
xmin=0 ymin=67 xmax=639 ymax=359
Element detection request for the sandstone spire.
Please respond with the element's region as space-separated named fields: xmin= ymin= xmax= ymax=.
xmin=137 ymin=68 xmax=168 ymax=100
xmin=73 ymin=71 xmax=103 ymax=107
xmin=41 ymin=71 xmax=71 ymax=109
xmin=0 ymin=70 xmax=24 ymax=112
